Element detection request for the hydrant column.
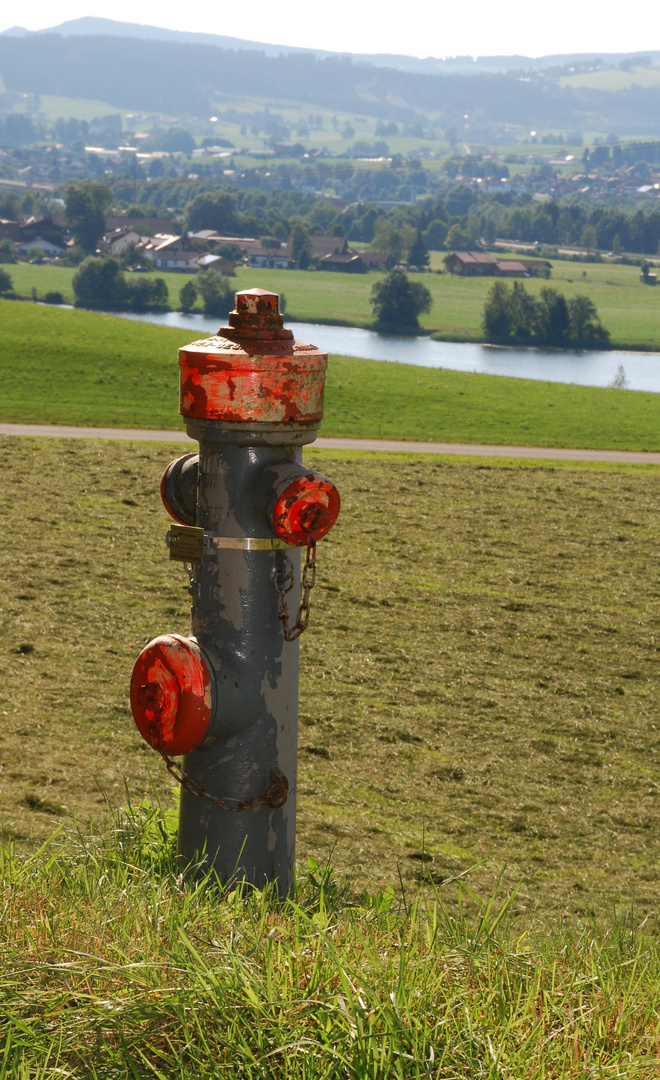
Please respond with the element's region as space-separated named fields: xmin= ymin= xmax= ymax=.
xmin=130 ymin=289 xmax=340 ymax=896
xmin=179 ymin=434 xmax=303 ymax=891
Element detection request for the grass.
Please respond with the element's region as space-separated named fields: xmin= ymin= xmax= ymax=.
xmin=560 ymin=66 xmax=660 ymax=91
xmin=9 ymin=257 xmax=660 ymax=349
xmin=37 ymin=94 xmax=130 ymax=123
xmin=4 ymin=300 xmax=660 ymax=449
xmin=2 ymin=809 xmax=660 ymax=1076
xmin=3 ymin=435 xmax=660 ymax=922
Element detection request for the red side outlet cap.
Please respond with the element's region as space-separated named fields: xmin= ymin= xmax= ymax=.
xmin=272 ymin=473 xmax=340 ymax=546
xmin=130 ymin=634 xmax=212 ymax=756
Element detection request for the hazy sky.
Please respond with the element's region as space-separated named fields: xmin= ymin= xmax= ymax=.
xmin=2 ymin=0 xmax=657 ymax=59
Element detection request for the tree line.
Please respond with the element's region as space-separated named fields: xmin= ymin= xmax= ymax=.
xmin=491 ymin=201 xmax=660 ymax=255
xmin=99 ymin=174 xmax=660 ymax=258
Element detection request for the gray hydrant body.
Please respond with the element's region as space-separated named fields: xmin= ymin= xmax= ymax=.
xmin=130 ymin=289 xmax=339 ymax=895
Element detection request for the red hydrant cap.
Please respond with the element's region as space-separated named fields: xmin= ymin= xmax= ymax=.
xmin=130 ymin=634 xmax=212 ymax=756
xmin=272 ymin=473 xmax=340 ymax=546
xmin=178 ymin=288 xmax=327 ymax=425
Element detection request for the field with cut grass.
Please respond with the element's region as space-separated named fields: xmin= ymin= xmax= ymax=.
xmin=4 ymin=301 xmax=660 ymax=449
xmin=2 ymin=435 xmax=660 ymax=924
xmin=9 ymin=255 xmax=660 ymax=349
xmin=560 ymin=66 xmax=660 ymax=91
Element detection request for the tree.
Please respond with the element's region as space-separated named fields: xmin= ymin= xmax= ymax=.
xmin=65 ymin=182 xmax=112 ymax=254
xmin=445 ymin=223 xmax=477 ymax=251
xmin=0 ymin=268 xmax=13 ymax=295
xmin=482 ymin=219 xmax=496 ymax=246
xmin=424 ymin=220 xmax=448 ymax=251
xmin=119 ymin=242 xmax=147 ymax=269
xmin=580 ymin=224 xmax=598 ymax=252
xmin=155 ymin=127 xmax=195 ymax=154
xmin=72 ymin=256 xmax=124 ymax=310
xmin=186 ymin=192 xmax=238 ymax=234
xmin=567 ymin=295 xmax=610 ymax=347
xmin=195 ymin=269 xmax=233 ymax=318
xmin=537 ymin=287 xmax=570 ymax=347
xmin=73 ymin=256 xmax=169 ymax=312
xmin=179 ymin=280 xmax=197 ymax=312
xmin=408 ymin=230 xmax=430 ymax=269
xmin=507 ymin=281 xmax=540 ymax=343
xmin=482 ymin=281 xmax=512 ymax=340
xmin=371 ymin=218 xmax=416 ymax=264
xmin=125 ymin=276 xmax=169 ymax=312
xmin=289 ymin=222 xmax=312 ymax=267
xmin=0 ymin=193 xmax=20 ymax=220
xmin=370 ymin=268 xmax=432 ymax=334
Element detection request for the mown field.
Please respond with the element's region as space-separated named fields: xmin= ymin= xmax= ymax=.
xmin=560 ymin=65 xmax=660 ymax=91
xmin=4 ymin=300 xmax=660 ymax=449
xmin=2 ymin=435 xmax=660 ymax=924
xmin=8 ymin=255 xmax=660 ymax=349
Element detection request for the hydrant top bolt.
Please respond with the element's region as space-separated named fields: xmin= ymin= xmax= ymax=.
xmin=228 ymin=288 xmax=286 ymax=334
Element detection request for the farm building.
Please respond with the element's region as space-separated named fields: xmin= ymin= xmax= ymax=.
xmin=444 ymin=252 xmax=552 ymax=277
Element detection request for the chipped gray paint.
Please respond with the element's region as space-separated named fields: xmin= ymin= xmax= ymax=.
xmin=176 ymin=419 xmax=311 ymax=894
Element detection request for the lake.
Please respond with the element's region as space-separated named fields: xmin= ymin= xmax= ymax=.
xmin=114 ymin=310 xmax=660 ymax=393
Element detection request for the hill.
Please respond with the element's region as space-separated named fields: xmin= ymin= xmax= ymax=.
xmin=5 ymin=18 xmax=660 ymax=78
xmin=3 ymin=28 xmax=660 ymax=133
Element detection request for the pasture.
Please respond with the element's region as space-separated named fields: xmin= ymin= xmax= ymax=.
xmin=2 ymin=435 xmax=660 ymax=919
xmin=8 ymin=255 xmax=660 ymax=348
xmin=3 ymin=300 xmax=660 ymax=449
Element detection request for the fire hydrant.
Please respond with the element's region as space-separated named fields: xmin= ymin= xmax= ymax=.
xmin=129 ymin=288 xmax=340 ymax=895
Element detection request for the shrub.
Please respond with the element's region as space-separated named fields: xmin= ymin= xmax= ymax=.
xmin=73 ymin=256 xmax=169 ymax=312
xmin=482 ymin=281 xmax=610 ymax=349
xmin=0 ymin=267 xmax=13 ymax=295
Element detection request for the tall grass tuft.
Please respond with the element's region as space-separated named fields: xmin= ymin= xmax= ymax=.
xmin=1 ymin=808 xmax=659 ymax=1077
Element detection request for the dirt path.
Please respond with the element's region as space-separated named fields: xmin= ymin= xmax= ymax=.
xmin=1 ymin=423 xmax=659 ymax=464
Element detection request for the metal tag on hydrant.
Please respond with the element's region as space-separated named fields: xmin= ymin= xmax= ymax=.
xmin=168 ymin=524 xmax=204 ymax=563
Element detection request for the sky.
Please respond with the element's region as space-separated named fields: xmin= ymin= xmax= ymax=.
xmin=1 ymin=0 xmax=658 ymax=60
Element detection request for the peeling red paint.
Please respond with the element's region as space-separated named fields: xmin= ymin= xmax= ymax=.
xmin=130 ymin=634 xmax=212 ymax=755
xmin=178 ymin=290 xmax=327 ymax=424
xmin=272 ymin=472 xmax=340 ymax=545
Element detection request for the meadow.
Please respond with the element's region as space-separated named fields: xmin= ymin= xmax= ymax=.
xmin=8 ymin=255 xmax=660 ymax=349
xmin=3 ymin=307 xmax=660 ymax=1072
xmin=560 ymin=65 xmax=660 ymax=91
xmin=2 ymin=435 xmax=660 ymax=920
xmin=5 ymin=300 xmax=660 ymax=450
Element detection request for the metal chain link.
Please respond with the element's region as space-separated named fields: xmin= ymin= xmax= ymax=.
xmin=273 ymin=538 xmax=317 ymax=642
xmin=148 ymin=718 xmax=288 ymax=812
xmin=160 ymin=751 xmax=288 ymax=811
xmin=146 ymin=532 xmax=316 ymax=805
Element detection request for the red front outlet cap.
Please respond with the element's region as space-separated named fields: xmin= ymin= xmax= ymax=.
xmin=130 ymin=634 xmax=212 ymax=756
xmin=272 ymin=473 xmax=340 ymax=546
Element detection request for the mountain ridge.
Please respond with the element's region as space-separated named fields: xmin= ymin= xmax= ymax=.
xmin=2 ymin=16 xmax=658 ymax=77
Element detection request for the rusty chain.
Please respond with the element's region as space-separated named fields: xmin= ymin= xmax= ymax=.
xmin=273 ymin=538 xmax=317 ymax=641
xmin=148 ymin=716 xmax=288 ymax=812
